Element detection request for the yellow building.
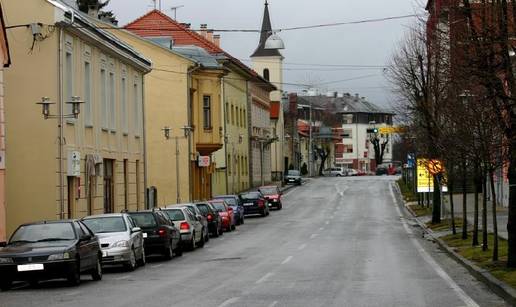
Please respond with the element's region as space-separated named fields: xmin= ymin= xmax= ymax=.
xmin=3 ymin=0 xmax=151 ymax=237
xmin=125 ymin=10 xmax=225 ymax=201
xmin=108 ymin=27 xmax=225 ymax=206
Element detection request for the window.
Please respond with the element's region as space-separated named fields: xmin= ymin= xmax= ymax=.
xmin=83 ymin=61 xmax=92 ymax=126
xmin=235 ymin=107 xmax=239 ymax=127
xmin=228 ymin=154 xmax=231 ymax=174
xmin=203 ymin=95 xmax=212 ymax=129
xmin=101 ymin=69 xmax=108 ymax=129
xmin=243 ymin=110 xmax=246 ymax=127
xmin=65 ymin=51 xmax=74 ymax=117
xmin=343 ymin=145 xmax=354 ymax=153
xmin=136 ymin=160 xmax=141 ymax=209
xmin=133 ymin=80 xmax=140 ymax=136
xmin=342 ymin=129 xmax=352 ymax=139
xmin=121 ymin=77 xmax=128 ymax=134
xmin=109 ymin=72 xmax=116 ymax=130
xmin=231 ymin=105 xmax=235 ymax=125
xmin=225 ymin=102 xmax=229 ymax=123
xmin=263 ymin=68 xmax=270 ymax=81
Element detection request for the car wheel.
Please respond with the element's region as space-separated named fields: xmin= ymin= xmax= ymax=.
xmin=164 ymin=241 xmax=174 ymax=260
xmin=174 ymin=241 xmax=183 ymax=257
xmin=0 ymin=280 xmax=12 ymax=291
xmin=231 ymin=224 xmax=236 ymax=231
xmin=198 ymin=232 xmax=205 ymax=248
xmin=278 ymin=203 xmax=283 ymax=210
xmin=91 ymin=256 xmax=103 ymax=281
xmin=137 ymin=247 xmax=146 ymax=266
xmin=212 ymin=227 xmax=219 ymax=238
xmin=218 ymin=225 xmax=224 ymax=236
xmin=67 ymin=260 xmax=81 ymax=286
xmin=124 ymin=248 xmax=137 ymax=272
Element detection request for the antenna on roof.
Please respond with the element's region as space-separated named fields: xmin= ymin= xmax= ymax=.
xmin=170 ymin=5 xmax=185 ymax=20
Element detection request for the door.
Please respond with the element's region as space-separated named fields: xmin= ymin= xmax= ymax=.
xmin=103 ymin=159 xmax=114 ymax=213
xmin=67 ymin=177 xmax=77 ymax=218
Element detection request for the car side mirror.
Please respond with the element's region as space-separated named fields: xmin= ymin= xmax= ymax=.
xmin=0 ymin=241 xmax=6 ymax=247
xmin=132 ymin=227 xmax=141 ymax=233
xmin=80 ymin=234 xmax=92 ymax=242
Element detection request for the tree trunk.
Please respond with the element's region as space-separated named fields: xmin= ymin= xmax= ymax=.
xmin=489 ymin=169 xmax=499 ymax=261
xmin=432 ymin=175 xmax=441 ymax=224
xmin=473 ymin=163 xmax=480 ymax=246
xmin=462 ymin=161 xmax=468 ymax=240
xmin=482 ymin=170 xmax=488 ymax=251
xmin=508 ymin=143 xmax=516 ymax=266
xmin=449 ymin=181 xmax=456 ymax=235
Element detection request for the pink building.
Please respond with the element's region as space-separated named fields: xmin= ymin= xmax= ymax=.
xmin=0 ymin=3 xmax=10 ymax=243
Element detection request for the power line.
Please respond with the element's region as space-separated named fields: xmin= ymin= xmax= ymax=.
xmin=238 ymin=58 xmax=387 ymax=68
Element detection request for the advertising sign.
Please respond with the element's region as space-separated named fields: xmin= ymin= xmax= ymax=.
xmin=417 ymin=158 xmax=448 ymax=193
xmin=67 ymin=150 xmax=81 ymax=177
xmin=198 ymin=156 xmax=211 ymax=167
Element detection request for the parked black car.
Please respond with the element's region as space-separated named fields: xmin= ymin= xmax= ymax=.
xmin=284 ymin=170 xmax=302 ymax=185
xmin=239 ymin=191 xmax=270 ymax=217
xmin=194 ymin=202 xmax=223 ymax=237
xmin=212 ymin=195 xmax=245 ymax=225
xmin=127 ymin=210 xmax=182 ymax=259
xmin=0 ymin=220 xmax=102 ymax=290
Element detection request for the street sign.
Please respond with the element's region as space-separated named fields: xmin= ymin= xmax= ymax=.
xmin=67 ymin=150 xmax=81 ymax=177
xmin=379 ymin=126 xmax=407 ymax=134
xmin=407 ymin=153 xmax=415 ymax=168
xmin=417 ymin=158 xmax=448 ymax=193
xmin=198 ymin=156 xmax=211 ymax=167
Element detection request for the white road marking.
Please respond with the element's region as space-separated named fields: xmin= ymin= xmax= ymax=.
xmin=281 ymin=256 xmax=293 ymax=265
xmin=325 ymin=221 xmax=330 ymax=225
xmin=217 ymin=297 xmax=240 ymax=307
xmin=389 ymin=184 xmax=480 ymax=307
xmin=310 ymin=233 xmax=318 ymax=239
xmin=268 ymin=301 xmax=279 ymax=307
xmin=319 ymin=227 xmax=324 ymax=231
xmin=64 ymin=291 xmax=82 ymax=296
xmin=151 ymin=264 xmax=163 ymax=269
xmin=114 ymin=275 xmax=131 ymax=281
xmin=298 ymin=243 xmax=307 ymax=250
xmin=256 ymin=272 xmax=275 ymax=284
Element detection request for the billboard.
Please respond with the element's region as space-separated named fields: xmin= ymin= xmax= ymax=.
xmin=417 ymin=158 xmax=448 ymax=193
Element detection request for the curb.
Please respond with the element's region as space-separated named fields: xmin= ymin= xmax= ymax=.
xmin=400 ymin=191 xmax=516 ymax=305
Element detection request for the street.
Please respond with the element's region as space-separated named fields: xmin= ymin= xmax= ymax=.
xmin=0 ymin=177 xmax=509 ymax=307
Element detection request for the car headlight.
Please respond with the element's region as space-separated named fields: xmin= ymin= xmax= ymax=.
xmin=0 ymin=257 xmax=13 ymax=264
xmin=112 ymin=240 xmax=130 ymax=248
xmin=48 ymin=252 xmax=70 ymax=261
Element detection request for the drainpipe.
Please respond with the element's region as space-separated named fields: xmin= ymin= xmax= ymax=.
xmin=246 ymin=81 xmax=252 ymax=188
xmin=142 ymin=77 xmax=148 ymax=208
xmin=187 ymin=65 xmax=200 ymax=201
xmin=58 ymin=27 xmax=65 ymax=219
xmin=222 ymin=77 xmax=228 ymax=194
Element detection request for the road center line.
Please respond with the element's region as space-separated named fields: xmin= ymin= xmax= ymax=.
xmin=256 ymin=272 xmax=275 ymax=284
xmin=114 ymin=275 xmax=131 ymax=281
xmin=217 ymin=297 xmax=240 ymax=307
xmin=151 ymin=264 xmax=163 ymax=269
xmin=319 ymin=227 xmax=324 ymax=231
xmin=268 ymin=301 xmax=278 ymax=307
xmin=281 ymin=256 xmax=293 ymax=264
xmin=298 ymin=243 xmax=307 ymax=250
xmin=389 ymin=184 xmax=479 ymax=307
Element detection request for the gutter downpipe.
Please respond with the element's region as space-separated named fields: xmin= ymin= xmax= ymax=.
xmin=58 ymin=26 xmax=65 ymax=219
xmin=187 ymin=64 xmax=200 ymax=201
xmin=222 ymin=77 xmax=229 ymax=194
xmin=142 ymin=76 xmax=148 ymax=208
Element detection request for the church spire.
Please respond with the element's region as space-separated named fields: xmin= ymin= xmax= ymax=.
xmin=250 ymin=0 xmax=282 ymax=57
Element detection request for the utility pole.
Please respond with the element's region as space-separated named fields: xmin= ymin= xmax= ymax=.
xmin=308 ymin=100 xmax=313 ymax=177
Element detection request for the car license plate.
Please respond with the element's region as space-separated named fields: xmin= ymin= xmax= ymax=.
xmin=244 ymin=203 xmax=254 ymax=206
xmin=143 ymin=233 xmax=148 ymax=238
xmin=17 ymin=264 xmax=44 ymax=272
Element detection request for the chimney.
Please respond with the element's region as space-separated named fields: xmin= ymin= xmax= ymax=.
xmin=213 ymin=34 xmax=221 ymax=47
xmin=207 ymin=29 xmax=214 ymax=42
xmin=199 ymin=24 xmax=207 ymax=38
xmin=180 ymin=23 xmax=191 ymax=29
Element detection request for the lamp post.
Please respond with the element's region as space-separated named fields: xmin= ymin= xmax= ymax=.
xmin=162 ymin=125 xmax=192 ymax=204
xmin=36 ymin=96 xmax=84 ymax=219
xmin=308 ymin=100 xmax=313 ymax=177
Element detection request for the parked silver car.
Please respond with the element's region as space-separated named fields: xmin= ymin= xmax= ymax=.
xmin=162 ymin=206 xmax=205 ymax=251
xmin=183 ymin=203 xmax=210 ymax=243
xmin=82 ymin=213 xmax=145 ymax=271
xmin=323 ymin=167 xmax=346 ymax=177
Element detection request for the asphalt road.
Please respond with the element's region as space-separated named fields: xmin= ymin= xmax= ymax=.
xmin=0 ymin=177 xmax=510 ymax=307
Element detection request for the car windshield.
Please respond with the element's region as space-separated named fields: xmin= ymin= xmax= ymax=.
xmin=196 ymin=204 xmax=210 ymax=214
xmin=241 ymin=192 xmax=261 ymax=200
xmin=211 ymin=202 xmax=226 ymax=212
xmin=10 ymin=223 xmax=76 ymax=243
xmin=259 ymin=187 xmax=277 ymax=195
xmin=164 ymin=209 xmax=185 ymax=221
xmin=129 ymin=213 xmax=157 ymax=228
xmin=82 ymin=217 xmax=127 ymax=233
xmin=288 ymin=170 xmax=300 ymax=176
xmin=216 ymin=197 xmax=237 ymax=206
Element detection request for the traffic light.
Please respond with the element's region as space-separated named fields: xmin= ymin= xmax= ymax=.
xmin=366 ymin=128 xmax=379 ymax=134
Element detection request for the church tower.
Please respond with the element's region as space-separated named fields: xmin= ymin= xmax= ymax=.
xmin=251 ymin=0 xmax=286 ymax=178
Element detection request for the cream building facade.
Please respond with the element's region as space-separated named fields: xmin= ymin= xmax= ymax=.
xmin=3 ymin=0 xmax=151 ymax=237
xmin=0 ymin=4 xmax=9 ymax=243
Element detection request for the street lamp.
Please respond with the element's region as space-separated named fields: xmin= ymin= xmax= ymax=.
xmin=162 ymin=126 xmax=189 ymax=204
xmin=36 ymin=95 xmax=84 ymax=220
xmin=264 ymin=32 xmax=285 ymax=50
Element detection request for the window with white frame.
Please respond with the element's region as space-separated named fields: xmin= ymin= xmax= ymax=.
xmin=83 ymin=61 xmax=92 ymax=126
xmin=100 ymin=68 xmax=108 ymax=129
xmin=203 ymin=95 xmax=212 ymax=129
xmin=109 ymin=72 xmax=115 ymax=131
xmin=64 ymin=35 xmax=74 ymax=121
xmin=121 ymin=75 xmax=128 ymax=134
xmin=133 ymin=77 xmax=142 ymax=136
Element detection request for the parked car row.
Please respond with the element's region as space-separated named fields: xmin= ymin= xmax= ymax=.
xmin=0 ymin=186 xmax=285 ymax=291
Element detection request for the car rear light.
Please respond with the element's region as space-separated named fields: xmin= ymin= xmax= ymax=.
xmin=219 ymin=211 xmax=227 ymax=217
xmin=180 ymin=222 xmax=190 ymax=230
xmin=157 ymin=228 xmax=167 ymax=237
xmin=258 ymin=199 xmax=265 ymax=207
xmin=207 ymin=214 xmax=213 ymax=222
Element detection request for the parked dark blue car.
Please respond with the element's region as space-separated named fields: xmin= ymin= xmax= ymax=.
xmin=212 ymin=195 xmax=245 ymax=225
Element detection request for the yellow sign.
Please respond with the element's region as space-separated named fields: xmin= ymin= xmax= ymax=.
xmin=417 ymin=158 xmax=448 ymax=193
xmin=379 ymin=126 xmax=407 ymax=134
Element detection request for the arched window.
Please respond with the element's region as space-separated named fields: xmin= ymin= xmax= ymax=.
xmin=263 ymin=68 xmax=270 ymax=81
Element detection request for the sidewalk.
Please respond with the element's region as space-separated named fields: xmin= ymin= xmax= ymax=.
xmin=441 ymin=193 xmax=508 ymax=239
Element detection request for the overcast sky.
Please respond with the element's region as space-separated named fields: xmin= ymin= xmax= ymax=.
xmin=106 ymin=0 xmax=424 ymax=108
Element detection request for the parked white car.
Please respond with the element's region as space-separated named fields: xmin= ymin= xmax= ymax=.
xmin=323 ymin=167 xmax=346 ymax=177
